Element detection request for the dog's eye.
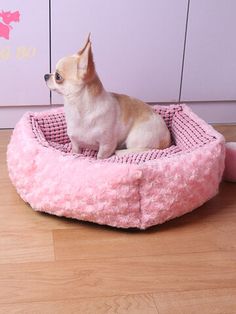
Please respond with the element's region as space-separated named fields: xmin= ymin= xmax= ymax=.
xmin=55 ymin=72 xmax=63 ymax=83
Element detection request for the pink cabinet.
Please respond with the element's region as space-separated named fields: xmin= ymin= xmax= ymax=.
xmin=51 ymin=0 xmax=188 ymax=104
xmin=181 ymin=0 xmax=236 ymax=101
xmin=0 ymin=1 xmax=50 ymax=106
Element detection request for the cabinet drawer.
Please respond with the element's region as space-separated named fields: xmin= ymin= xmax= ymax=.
xmin=51 ymin=0 xmax=188 ymax=104
xmin=181 ymin=0 xmax=236 ymax=101
xmin=0 ymin=0 xmax=50 ymax=106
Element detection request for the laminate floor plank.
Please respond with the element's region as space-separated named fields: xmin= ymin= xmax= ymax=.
xmin=0 ymin=294 xmax=158 ymax=314
xmin=0 ymin=252 xmax=235 ymax=304
xmin=153 ymin=288 xmax=236 ymax=314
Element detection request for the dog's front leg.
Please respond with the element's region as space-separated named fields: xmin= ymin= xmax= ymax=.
xmin=97 ymin=142 xmax=117 ymax=159
xmin=71 ymin=138 xmax=82 ymax=154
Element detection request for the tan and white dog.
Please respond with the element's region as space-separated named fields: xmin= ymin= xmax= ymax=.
xmin=44 ymin=35 xmax=171 ymax=159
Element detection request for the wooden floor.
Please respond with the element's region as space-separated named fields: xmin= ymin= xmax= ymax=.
xmin=0 ymin=126 xmax=236 ymax=314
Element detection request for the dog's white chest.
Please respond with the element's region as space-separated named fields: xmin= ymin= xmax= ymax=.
xmin=64 ymin=104 xmax=100 ymax=149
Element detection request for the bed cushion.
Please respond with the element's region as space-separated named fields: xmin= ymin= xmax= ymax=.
xmin=7 ymin=104 xmax=225 ymax=229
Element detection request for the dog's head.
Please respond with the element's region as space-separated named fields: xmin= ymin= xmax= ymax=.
xmin=44 ymin=34 xmax=95 ymax=96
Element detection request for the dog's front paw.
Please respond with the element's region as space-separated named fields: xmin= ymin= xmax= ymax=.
xmin=72 ymin=148 xmax=82 ymax=154
xmin=71 ymin=143 xmax=82 ymax=154
xmin=97 ymin=144 xmax=116 ymax=159
xmin=97 ymin=151 xmax=113 ymax=159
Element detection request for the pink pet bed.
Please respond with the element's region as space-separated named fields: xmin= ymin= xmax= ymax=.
xmin=7 ymin=104 xmax=225 ymax=229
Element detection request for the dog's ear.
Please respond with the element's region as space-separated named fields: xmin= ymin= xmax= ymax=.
xmin=78 ymin=33 xmax=91 ymax=55
xmin=77 ymin=33 xmax=95 ymax=79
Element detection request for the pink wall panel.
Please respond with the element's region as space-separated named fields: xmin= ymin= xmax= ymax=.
xmin=51 ymin=0 xmax=188 ymax=104
xmin=181 ymin=0 xmax=236 ymax=101
xmin=0 ymin=0 xmax=50 ymax=105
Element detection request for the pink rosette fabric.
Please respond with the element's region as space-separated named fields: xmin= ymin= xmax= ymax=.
xmin=7 ymin=104 xmax=225 ymax=229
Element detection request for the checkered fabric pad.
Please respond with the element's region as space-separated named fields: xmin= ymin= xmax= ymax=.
xmin=30 ymin=105 xmax=216 ymax=164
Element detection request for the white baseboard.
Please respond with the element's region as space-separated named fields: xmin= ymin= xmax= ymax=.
xmin=0 ymin=102 xmax=235 ymax=129
xmin=0 ymin=105 xmax=60 ymax=129
xmin=186 ymin=102 xmax=236 ymax=124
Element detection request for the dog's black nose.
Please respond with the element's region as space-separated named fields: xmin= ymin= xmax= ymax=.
xmin=44 ymin=74 xmax=50 ymax=81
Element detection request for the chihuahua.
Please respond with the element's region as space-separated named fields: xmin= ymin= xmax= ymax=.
xmin=44 ymin=35 xmax=171 ymax=159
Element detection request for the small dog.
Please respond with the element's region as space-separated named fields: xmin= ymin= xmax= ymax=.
xmin=44 ymin=35 xmax=170 ymax=159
